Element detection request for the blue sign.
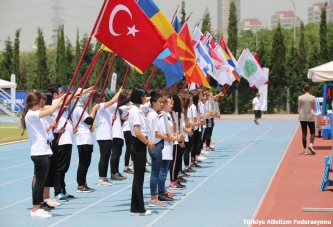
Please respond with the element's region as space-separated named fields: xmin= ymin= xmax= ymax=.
xmin=0 ymin=91 xmax=27 ymax=112
xmin=322 ymin=84 xmax=333 ymax=116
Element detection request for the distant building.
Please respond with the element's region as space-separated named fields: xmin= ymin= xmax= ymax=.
xmin=238 ymin=18 xmax=265 ymax=32
xmin=308 ymin=2 xmax=331 ymax=24
xmin=217 ymin=0 xmax=241 ymax=40
xmin=271 ymin=11 xmax=300 ymax=29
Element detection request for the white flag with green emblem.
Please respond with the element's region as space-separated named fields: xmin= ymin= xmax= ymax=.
xmin=237 ymin=48 xmax=268 ymax=89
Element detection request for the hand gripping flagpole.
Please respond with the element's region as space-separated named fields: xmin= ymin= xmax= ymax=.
xmin=56 ymin=50 xmax=103 ymax=142
xmin=89 ymin=53 xmax=117 ymax=128
xmin=143 ymin=66 xmax=157 ymax=90
xmin=54 ymin=0 xmax=108 ymax=126
xmin=74 ymin=51 xmax=114 ymax=131
xmin=111 ymin=64 xmax=131 ymax=126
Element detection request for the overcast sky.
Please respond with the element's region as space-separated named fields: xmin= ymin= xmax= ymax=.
xmin=0 ymin=0 xmax=326 ymax=51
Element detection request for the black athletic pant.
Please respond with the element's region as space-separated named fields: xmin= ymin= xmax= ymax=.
xmin=191 ymin=129 xmax=199 ymax=163
xmin=45 ymin=133 xmax=58 ymax=187
xmin=130 ymin=137 xmax=147 ymax=213
xmin=300 ymin=121 xmax=315 ymax=148
xmin=97 ymin=140 xmax=112 ymax=178
xmin=204 ymin=119 xmax=214 ymax=147
xmin=55 ymin=144 xmax=72 ymax=196
xmin=169 ymin=144 xmax=183 ymax=181
xmin=77 ymin=145 xmax=93 ymax=186
xmin=184 ymin=140 xmax=191 ymax=166
xmin=111 ymin=138 xmax=124 ymax=174
xmin=31 ymin=155 xmax=50 ymax=205
xmin=197 ymin=127 xmax=203 ymax=155
xmin=124 ymin=131 xmax=133 ymax=166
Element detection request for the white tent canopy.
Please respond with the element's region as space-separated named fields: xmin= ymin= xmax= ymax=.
xmin=0 ymin=79 xmax=16 ymax=89
xmin=307 ymin=61 xmax=333 ymax=82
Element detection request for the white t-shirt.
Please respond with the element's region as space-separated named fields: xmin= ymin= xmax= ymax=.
xmin=200 ymin=101 xmax=208 ymax=129
xmin=25 ymin=110 xmax=53 ymax=156
xmin=252 ymin=97 xmax=261 ymax=110
xmin=110 ymin=103 xmax=126 ymax=140
xmin=72 ymin=106 xmax=93 ymax=145
xmin=122 ymin=114 xmax=130 ymax=132
xmin=95 ymin=103 xmax=112 ymax=141
xmin=158 ymin=112 xmax=173 ymax=160
xmin=129 ymin=105 xmax=147 ymax=137
xmin=147 ymin=108 xmax=162 ymax=144
xmin=190 ymin=104 xmax=199 ymax=130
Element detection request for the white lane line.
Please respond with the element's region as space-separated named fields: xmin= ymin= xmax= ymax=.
xmin=146 ymin=126 xmax=273 ymax=227
xmin=248 ymin=124 xmax=299 ymax=227
xmin=48 ymin=175 xmax=150 ymax=227
xmin=0 ymin=162 xmax=30 ymax=171
xmin=0 ymin=155 xmax=99 ymax=187
xmin=0 ymin=154 xmax=26 ymax=161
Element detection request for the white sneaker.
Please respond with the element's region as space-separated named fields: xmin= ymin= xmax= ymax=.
xmin=149 ymin=199 xmax=167 ymax=207
xmin=30 ymin=209 xmax=52 ymax=219
xmin=98 ymin=178 xmax=114 ymax=186
xmin=197 ymin=155 xmax=206 ymax=161
xmin=46 ymin=198 xmax=61 ymax=207
xmin=201 ymin=150 xmax=209 ymax=156
xmin=131 ymin=210 xmax=152 ymax=216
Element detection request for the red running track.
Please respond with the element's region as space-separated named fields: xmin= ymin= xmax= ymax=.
xmin=251 ymin=125 xmax=333 ymax=227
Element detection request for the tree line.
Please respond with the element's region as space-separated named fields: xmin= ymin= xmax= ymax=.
xmin=0 ymin=1 xmax=331 ymax=113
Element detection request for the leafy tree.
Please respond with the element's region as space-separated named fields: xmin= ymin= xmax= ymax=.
xmin=56 ymin=25 xmax=67 ymax=85
xmin=65 ymin=37 xmax=75 ymax=84
xmin=298 ymin=21 xmax=307 ymax=77
xmin=13 ymin=29 xmax=21 ymax=88
xmin=285 ymin=45 xmax=300 ymax=113
xmin=180 ymin=1 xmax=186 ymax=26
xmin=200 ymin=7 xmax=211 ymax=33
xmin=319 ymin=4 xmax=329 ymax=64
xmin=269 ymin=22 xmax=286 ymax=112
xmin=35 ymin=27 xmax=51 ymax=90
xmin=327 ymin=22 xmax=333 ymax=60
xmin=74 ymin=29 xmax=81 ymax=84
xmin=20 ymin=57 xmax=27 ymax=90
xmin=78 ymin=33 xmax=95 ymax=87
xmin=1 ymin=37 xmax=13 ymax=81
xmin=227 ymin=0 xmax=238 ymax=56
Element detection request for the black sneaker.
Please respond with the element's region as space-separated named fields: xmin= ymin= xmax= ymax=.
xmin=84 ymin=184 xmax=95 ymax=192
xmin=181 ymin=171 xmax=190 ymax=178
xmin=178 ymin=176 xmax=187 ymax=183
xmin=191 ymin=163 xmax=201 ymax=168
xmin=117 ymin=172 xmax=127 ymax=180
xmin=184 ymin=167 xmax=196 ymax=173
xmin=158 ymin=194 xmax=174 ymax=202
xmin=41 ymin=202 xmax=54 ymax=211
xmin=178 ymin=182 xmax=186 ymax=189
xmin=77 ymin=186 xmax=93 ymax=193
xmin=111 ymin=173 xmax=126 ymax=180
xmin=123 ymin=168 xmax=134 ymax=174
xmin=145 ymin=168 xmax=150 ymax=173
xmin=64 ymin=193 xmax=75 ymax=199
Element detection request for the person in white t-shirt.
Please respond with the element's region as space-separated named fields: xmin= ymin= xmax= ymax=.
xmin=252 ymin=93 xmax=262 ymax=125
xmin=72 ymin=88 xmax=99 ymax=193
xmin=129 ymin=87 xmax=155 ymax=216
xmin=95 ymin=89 xmax=122 ymax=186
xmin=22 ymin=92 xmax=64 ymax=219
xmin=157 ymin=95 xmax=177 ymax=201
xmin=146 ymin=91 xmax=172 ymax=207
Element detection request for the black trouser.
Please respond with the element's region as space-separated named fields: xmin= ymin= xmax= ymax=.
xmin=55 ymin=144 xmax=72 ymax=196
xmin=111 ymin=138 xmax=124 ymax=174
xmin=204 ymin=119 xmax=214 ymax=147
xmin=191 ymin=129 xmax=199 ymax=163
xmin=45 ymin=133 xmax=58 ymax=187
xmin=97 ymin=140 xmax=112 ymax=178
xmin=169 ymin=144 xmax=183 ymax=181
xmin=130 ymin=137 xmax=147 ymax=213
xmin=300 ymin=121 xmax=315 ymax=148
xmin=197 ymin=127 xmax=203 ymax=155
xmin=77 ymin=145 xmax=93 ymax=186
xmin=31 ymin=155 xmax=50 ymax=205
xmin=124 ymin=131 xmax=133 ymax=166
xmin=184 ymin=140 xmax=191 ymax=166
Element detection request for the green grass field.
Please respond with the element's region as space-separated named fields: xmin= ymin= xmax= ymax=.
xmin=0 ymin=126 xmax=27 ymax=144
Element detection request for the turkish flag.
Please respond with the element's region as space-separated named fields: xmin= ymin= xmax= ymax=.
xmin=94 ymin=0 xmax=167 ymax=72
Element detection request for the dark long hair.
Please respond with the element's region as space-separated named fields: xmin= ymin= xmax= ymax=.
xmin=130 ymin=87 xmax=147 ymax=104
xmin=21 ymin=92 xmax=43 ymax=134
xmin=172 ymin=94 xmax=183 ymax=121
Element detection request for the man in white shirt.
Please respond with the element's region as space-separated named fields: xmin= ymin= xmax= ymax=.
xmin=252 ymin=93 xmax=262 ymax=125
